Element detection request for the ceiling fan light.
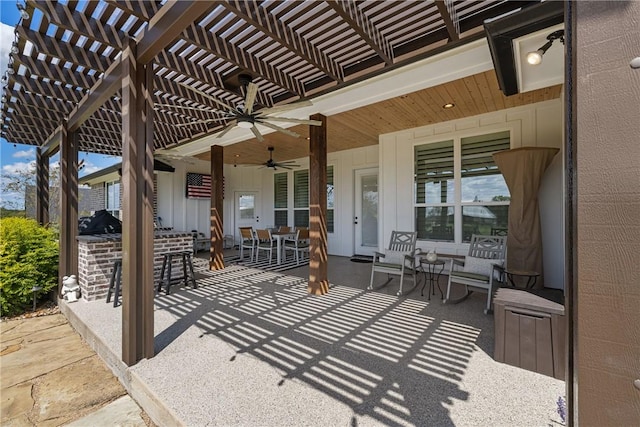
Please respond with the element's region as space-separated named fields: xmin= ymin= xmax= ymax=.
xmin=237 ymin=119 xmax=253 ymax=129
xmin=526 ymin=50 xmax=544 ymax=65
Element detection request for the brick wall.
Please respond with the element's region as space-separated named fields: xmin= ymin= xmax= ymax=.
xmin=86 ymin=184 xmax=105 ymax=214
xmin=77 ymin=232 xmax=193 ymax=301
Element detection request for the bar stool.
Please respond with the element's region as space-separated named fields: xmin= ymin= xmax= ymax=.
xmin=106 ymin=258 xmax=122 ymax=307
xmin=158 ymin=251 xmax=197 ymax=295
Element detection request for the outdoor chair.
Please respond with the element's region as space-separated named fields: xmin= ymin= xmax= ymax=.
xmin=368 ymin=231 xmax=419 ymax=296
xmin=284 ymin=228 xmax=310 ymax=265
xmin=278 ymin=226 xmax=291 ymax=232
xmin=255 ymin=228 xmax=276 ymax=264
xmin=239 ymin=227 xmax=257 ymax=262
xmin=444 ymin=234 xmax=507 ymax=314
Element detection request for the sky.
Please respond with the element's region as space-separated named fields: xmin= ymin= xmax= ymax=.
xmin=0 ymin=1 xmax=120 ymax=209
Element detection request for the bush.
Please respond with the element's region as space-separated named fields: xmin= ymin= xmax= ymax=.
xmin=0 ymin=217 xmax=59 ymax=317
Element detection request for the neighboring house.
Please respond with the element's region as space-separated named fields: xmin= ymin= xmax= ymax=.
xmin=79 ymin=158 xmax=212 ymax=234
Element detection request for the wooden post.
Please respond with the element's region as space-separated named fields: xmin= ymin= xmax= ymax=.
xmin=121 ymin=38 xmax=154 ymax=365
xmin=308 ymin=114 xmax=329 ymax=295
xmin=36 ymin=147 xmax=49 ymax=226
xmin=59 ymin=123 xmax=78 ymax=296
xmin=210 ymin=145 xmax=224 ymax=270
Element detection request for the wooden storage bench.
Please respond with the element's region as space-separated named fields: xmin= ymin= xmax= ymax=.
xmin=493 ymin=288 xmax=566 ymax=380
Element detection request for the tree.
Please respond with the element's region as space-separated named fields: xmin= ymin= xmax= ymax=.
xmin=0 ymin=161 xmax=60 ymax=220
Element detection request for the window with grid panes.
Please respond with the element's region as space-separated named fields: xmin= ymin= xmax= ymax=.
xmin=293 ymin=170 xmax=309 ymax=228
xmin=414 ymin=131 xmax=510 ymax=242
xmin=292 ymin=166 xmax=334 ymax=232
xmin=273 ymin=172 xmax=288 ymax=227
xmin=106 ymin=180 xmax=121 ymax=219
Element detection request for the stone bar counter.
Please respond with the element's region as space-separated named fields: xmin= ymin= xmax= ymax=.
xmin=77 ymin=230 xmax=195 ymax=301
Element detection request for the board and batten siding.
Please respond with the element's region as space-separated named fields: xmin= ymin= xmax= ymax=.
xmin=222 ymin=144 xmax=378 ymax=257
xmin=379 ymin=99 xmax=565 ymax=289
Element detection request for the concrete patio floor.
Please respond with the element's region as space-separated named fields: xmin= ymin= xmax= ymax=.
xmin=61 ymin=254 xmax=565 ymax=426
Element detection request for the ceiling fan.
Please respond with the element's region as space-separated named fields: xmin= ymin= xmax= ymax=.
xmin=260 ymin=146 xmax=300 ymax=170
xmin=175 ymin=74 xmax=321 ymax=141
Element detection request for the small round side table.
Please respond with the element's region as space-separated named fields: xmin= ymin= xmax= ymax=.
xmin=505 ymin=269 xmax=540 ymax=289
xmin=420 ymin=258 xmax=445 ymax=300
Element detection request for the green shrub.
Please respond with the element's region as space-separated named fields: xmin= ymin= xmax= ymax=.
xmin=0 ymin=217 xmax=59 ymax=317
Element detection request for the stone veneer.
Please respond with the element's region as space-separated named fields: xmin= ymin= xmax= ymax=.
xmin=77 ymin=231 xmax=194 ymax=301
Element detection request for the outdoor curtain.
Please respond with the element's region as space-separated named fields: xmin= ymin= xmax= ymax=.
xmin=493 ymin=147 xmax=559 ymax=288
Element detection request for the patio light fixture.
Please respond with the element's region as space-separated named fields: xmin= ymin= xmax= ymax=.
xmin=443 ymin=102 xmax=455 ymax=109
xmin=17 ymin=2 xmax=29 ymax=20
xmin=526 ymin=29 xmax=564 ymax=65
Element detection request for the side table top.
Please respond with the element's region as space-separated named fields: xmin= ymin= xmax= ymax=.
xmin=505 ymin=269 xmax=540 ymax=276
xmin=420 ymin=258 xmax=445 ymax=265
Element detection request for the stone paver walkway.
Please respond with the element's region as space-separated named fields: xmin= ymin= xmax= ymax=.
xmin=1 ymin=313 xmax=150 ymax=426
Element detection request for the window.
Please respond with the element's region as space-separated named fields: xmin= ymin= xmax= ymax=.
xmin=414 ymin=131 xmax=510 ymax=242
xmin=281 ymin=166 xmax=334 ymax=233
xmin=293 ymin=169 xmax=309 ymax=228
xmin=274 ymin=172 xmax=288 ymax=227
xmin=105 ymin=180 xmax=120 ymax=219
xmin=327 ymin=166 xmax=334 ymax=233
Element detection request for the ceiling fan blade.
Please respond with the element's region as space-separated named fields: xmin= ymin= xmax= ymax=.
xmin=265 ymin=117 xmax=322 ymax=126
xmin=258 ymin=121 xmax=302 ymax=138
xmin=244 ymin=82 xmax=258 ymax=114
xmin=259 ymin=100 xmax=313 ymax=115
xmin=250 ymin=125 xmax=265 ymax=142
xmin=276 ymin=164 xmax=298 ymax=169
xmin=216 ymin=120 xmax=238 ymax=138
xmin=175 ymin=80 xmax=236 ymax=113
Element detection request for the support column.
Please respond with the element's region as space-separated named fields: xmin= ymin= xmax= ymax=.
xmin=36 ymin=147 xmax=50 ymax=226
xmin=308 ymin=113 xmax=329 ymax=295
xmin=121 ymin=37 xmax=154 ymax=365
xmin=59 ymin=123 xmax=78 ymax=296
xmin=210 ymin=145 xmax=224 ymax=270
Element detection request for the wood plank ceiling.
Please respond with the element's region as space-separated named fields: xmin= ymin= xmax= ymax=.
xmin=0 ymin=0 xmax=544 ymax=162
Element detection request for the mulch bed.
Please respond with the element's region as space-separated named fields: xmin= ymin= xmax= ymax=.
xmin=1 ymin=300 xmax=60 ymax=322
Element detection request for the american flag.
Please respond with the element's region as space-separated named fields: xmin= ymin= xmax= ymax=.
xmin=186 ymin=173 xmax=211 ymax=199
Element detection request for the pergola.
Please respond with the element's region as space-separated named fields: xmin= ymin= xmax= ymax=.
xmin=1 ymin=0 xmax=545 ymax=365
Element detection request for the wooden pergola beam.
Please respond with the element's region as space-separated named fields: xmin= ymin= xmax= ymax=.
xmin=66 ymin=58 xmax=122 ymax=133
xmin=136 ymin=0 xmax=213 ymax=65
xmin=40 ymin=124 xmax=63 ymax=157
xmin=31 ymin=0 xmax=126 ymax=49
xmin=326 ymin=0 xmax=394 ymax=65
xmin=58 ymin=122 xmax=78 ymax=296
xmin=36 ymin=147 xmax=49 ymax=226
xmin=182 ymin=23 xmax=305 ymax=99
xmin=435 ymin=0 xmax=460 ymax=42
xmin=308 ymin=113 xmax=329 ymax=295
xmin=220 ymin=1 xmax=343 ymax=84
xmin=210 ymin=145 xmax=224 ymax=271
xmin=121 ymin=37 xmax=155 ymax=366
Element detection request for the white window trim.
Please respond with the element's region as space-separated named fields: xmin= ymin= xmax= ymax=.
xmin=414 ymin=130 xmax=511 ymax=244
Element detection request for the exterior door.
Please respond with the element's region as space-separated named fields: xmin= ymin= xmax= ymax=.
xmin=234 ymin=191 xmax=260 ymax=240
xmin=354 ymin=168 xmax=378 ymax=256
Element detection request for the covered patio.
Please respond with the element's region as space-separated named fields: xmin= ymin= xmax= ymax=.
xmin=61 ymin=255 xmax=564 ymax=426
xmin=2 ymin=0 xmax=638 ymax=423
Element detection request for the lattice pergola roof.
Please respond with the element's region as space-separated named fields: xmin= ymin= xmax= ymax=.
xmin=1 ymin=0 xmax=539 ymax=157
